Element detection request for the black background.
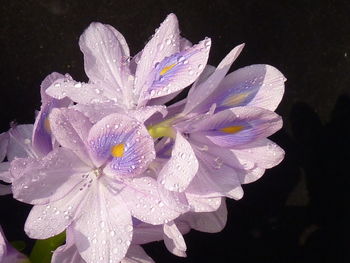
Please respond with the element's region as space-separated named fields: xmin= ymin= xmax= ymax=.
xmin=0 ymin=0 xmax=349 ymax=262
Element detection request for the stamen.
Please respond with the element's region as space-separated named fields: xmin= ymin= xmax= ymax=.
xmin=160 ymin=63 xmax=176 ymax=76
xmin=220 ymin=125 xmax=244 ymax=134
xmin=111 ymin=143 xmax=125 ymax=157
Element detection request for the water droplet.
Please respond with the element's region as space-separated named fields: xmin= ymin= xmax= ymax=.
xmin=74 ymin=83 xmax=82 ymax=88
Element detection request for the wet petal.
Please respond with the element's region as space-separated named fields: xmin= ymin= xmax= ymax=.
xmin=0 ymin=163 xmax=11 ymax=183
xmin=120 ymin=176 xmax=180 ymax=224
xmin=7 ymin=124 xmax=34 ymax=160
xmin=52 ymin=228 xmax=85 ymax=263
xmin=33 ymin=73 xmax=71 ymax=156
xmin=215 ymin=64 xmax=286 ymax=111
xmin=158 ymin=132 xmax=198 ymax=192
xmin=25 ymin=182 xmax=89 ymax=239
xmin=134 ymin=14 xmax=180 ymax=99
xmin=139 ymin=38 xmax=211 ymax=103
xmin=186 ymin=194 xmax=222 ymax=212
xmin=12 ymin=147 xmax=90 ymax=205
xmin=72 ymin=183 xmax=132 ymax=263
xmin=183 ymin=44 xmax=244 ymax=114
xmin=163 ymin=221 xmax=187 ymax=257
xmin=190 ymin=106 xmax=282 ymax=148
xmin=185 ymin=199 xmax=228 ymax=233
xmin=79 ymin=22 xmax=132 ymax=104
xmin=121 ymin=245 xmax=155 ymax=263
xmin=46 ymin=74 xmax=110 ymax=104
xmin=49 ymin=108 xmax=93 ymax=166
xmin=0 ymin=227 xmax=5 ymax=262
xmin=232 ymin=138 xmax=285 ymax=169
xmin=87 ymin=113 xmax=155 ymax=177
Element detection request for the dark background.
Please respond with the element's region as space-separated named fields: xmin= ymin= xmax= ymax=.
xmin=0 ymin=0 xmax=349 ymax=262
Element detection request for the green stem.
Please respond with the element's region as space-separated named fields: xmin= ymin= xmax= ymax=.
xmin=147 ymin=117 xmax=177 ymax=139
xmin=29 ymin=232 xmax=66 ymax=263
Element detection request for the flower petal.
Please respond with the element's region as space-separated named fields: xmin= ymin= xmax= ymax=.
xmin=185 ymin=199 xmax=228 ymax=233
xmin=190 ymin=106 xmax=282 ymax=148
xmin=87 ymin=113 xmax=155 ymax=177
xmin=121 ymin=245 xmax=155 ymax=263
xmin=72 ymin=183 xmax=133 ymax=263
xmin=186 ymin=194 xmax=222 ymax=212
xmin=25 ymin=181 xmax=89 ymax=239
xmin=49 ymin=108 xmax=93 ymax=166
xmin=33 ymin=73 xmax=71 ymax=156
xmin=134 ymin=14 xmax=180 ymax=99
xmin=46 ymin=74 xmax=110 ymax=104
xmin=52 ymin=228 xmax=85 ymax=263
xmin=120 ymin=176 xmax=180 ymax=225
xmin=163 ymin=221 xmax=187 ymax=257
xmin=7 ymin=124 xmax=34 ymax=160
xmin=158 ymin=132 xmax=199 ymax=192
xmin=79 ymin=22 xmax=133 ymax=105
xmin=12 ymin=147 xmax=90 ymax=205
xmin=232 ymin=138 xmax=285 ymax=169
xmin=139 ymin=38 xmax=211 ymax=104
xmin=183 ymin=44 xmax=244 ymax=114
xmin=215 ymin=64 xmax=286 ymax=111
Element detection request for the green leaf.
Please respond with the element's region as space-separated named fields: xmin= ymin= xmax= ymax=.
xmin=29 ymin=231 xmax=66 ymax=263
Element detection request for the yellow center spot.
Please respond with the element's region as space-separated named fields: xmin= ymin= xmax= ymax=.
xmin=111 ymin=143 xmax=125 ymax=157
xmin=220 ymin=125 xmax=244 ymax=134
xmin=222 ymin=93 xmax=249 ymax=107
xmin=44 ymin=118 xmax=51 ymax=133
xmin=159 ymin=63 xmax=176 ymax=76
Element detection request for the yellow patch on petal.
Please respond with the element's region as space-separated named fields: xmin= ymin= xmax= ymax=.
xmin=111 ymin=143 xmax=125 ymax=157
xmin=160 ymin=63 xmax=176 ymax=76
xmin=44 ymin=118 xmax=51 ymax=133
xmin=221 ymin=93 xmax=250 ymax=107
xmin=220 ymin=125 xmax=244 ymax=134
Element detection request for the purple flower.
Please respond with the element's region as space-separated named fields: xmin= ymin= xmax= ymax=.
xmin=45 ymin=14 xmax=211 ymax=110
xmin=12 ymin=108 xmax=180 ymax=263
xmin=149 ymin=44 xmax=285 ymax=202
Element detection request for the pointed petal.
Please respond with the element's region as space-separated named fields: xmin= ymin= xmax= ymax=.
xmin=49 ymin=108 xmax=93 ymax=166
xmin=139 ymin=38 xmax=211 ymax=104
xmin=120 ymin=176 xmax=180 ymax=224
xmin=122 ymin=245 xmax=155 ymax=263
xmin=190 ymin=106 xmax=282 ymax=148
xmin=46 ymin=74 xmax=110 ymax=104
xmin=79 ymin=22 xmax=132 ymax=103
xmin=87 ymin=113 xmax=155 ymax=177
xmin=72 ymin=183 xmax=132 ymax=263
xmin=134 ymin=14 xmax=180 ymax=98
xmin=12 ymin=147 xmax=90 ymax=205
xmin=163 ymin=221 xmax=187 ymax=257
xmin=158 ymin=132 xmax=198 ymax=192
xmin=185 ymin=199 xmax=228 ymax=233
xmin=183 ymin=44 xmax=244 ymax=114
xmin=25 ymin=182 xmax=89 ymax=239
xmin=215 ymin=64 xmax=286 ymax=111
xmin=40 ymin=72 xmax=66 ymax=103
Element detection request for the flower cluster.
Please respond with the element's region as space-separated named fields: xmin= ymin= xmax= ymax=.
xmin=0 ymin=14 xmax=285 ymax=263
